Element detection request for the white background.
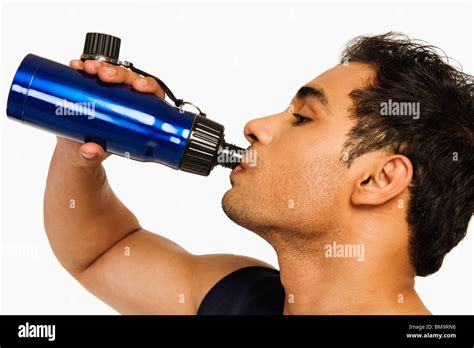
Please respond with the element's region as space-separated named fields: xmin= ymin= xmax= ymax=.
xmin=1 ymin=0 xmax=473 ymax=314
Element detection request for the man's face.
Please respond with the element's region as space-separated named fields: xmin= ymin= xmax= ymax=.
xmin=222 ymin=63 xmax=375 ymax=242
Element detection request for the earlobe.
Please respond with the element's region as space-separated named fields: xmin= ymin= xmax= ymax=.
xmin=350 ymin=155 xmax=413 ymax=206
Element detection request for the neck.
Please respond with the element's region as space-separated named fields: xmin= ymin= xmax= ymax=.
xmin=268 ymin=220 xmax=430 ymax=315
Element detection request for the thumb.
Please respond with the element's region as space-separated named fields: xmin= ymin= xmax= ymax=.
xmin=78 ymin=142 xmax=110 ymax=166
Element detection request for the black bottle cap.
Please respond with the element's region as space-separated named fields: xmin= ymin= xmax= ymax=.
xmin=179 ymin=116 xmax=225 ymax=176
xmin=81 ymin=33 xmax=121 ymax=64
xmin=179 ymin=116 xmax=245 ymax=176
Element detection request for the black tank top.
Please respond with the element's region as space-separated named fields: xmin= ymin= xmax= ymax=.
xmin=197 ymin=266 xmax=285 ymax=315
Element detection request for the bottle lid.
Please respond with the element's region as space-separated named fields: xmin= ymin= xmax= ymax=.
xmin=179 ymin=116 xmax=225 ymax=176
xmin=81 ymin=32 xmax=121 ymax=64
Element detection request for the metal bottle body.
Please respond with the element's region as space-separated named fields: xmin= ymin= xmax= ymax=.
xmin=7 ymin=54 xmax=196 ymax=169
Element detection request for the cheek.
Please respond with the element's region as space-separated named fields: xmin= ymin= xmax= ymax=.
xmin=263 ymin=143 xmax=345 ymax=226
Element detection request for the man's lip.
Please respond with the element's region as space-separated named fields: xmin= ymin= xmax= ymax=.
xmin=240 ymin=161 xmax=251 ymax=170
xmin=230 ymin=161 xmax=250 ymax=175
xmin=231 ymin=164 xmax=243 ymax=174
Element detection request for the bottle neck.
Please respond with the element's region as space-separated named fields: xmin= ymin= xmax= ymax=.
xmin=216 ymin=141 xmax=245 ymax=169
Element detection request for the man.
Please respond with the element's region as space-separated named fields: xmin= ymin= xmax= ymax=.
xmin=44 ymin=32 xmax=473 ymax=314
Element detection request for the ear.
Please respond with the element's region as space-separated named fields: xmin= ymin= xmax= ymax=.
xmin=351 ymin=155 xmax=413 ymax=206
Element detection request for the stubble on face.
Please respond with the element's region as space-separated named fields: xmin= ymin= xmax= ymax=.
xmin=221 ymin=147 xmax=346 ymax=252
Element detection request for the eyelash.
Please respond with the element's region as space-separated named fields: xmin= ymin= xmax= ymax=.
xmin=292 ymin=113 xmax=311 ymax=125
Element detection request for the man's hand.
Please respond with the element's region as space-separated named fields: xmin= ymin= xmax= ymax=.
xmin=63 ymin=59 xmax=165 ymax=163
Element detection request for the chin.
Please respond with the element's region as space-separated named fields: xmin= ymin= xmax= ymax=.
xmin=222 ymin=190 xmax=256 ymax=230
xmin=221 ymin=189 xmax=242 ymax=223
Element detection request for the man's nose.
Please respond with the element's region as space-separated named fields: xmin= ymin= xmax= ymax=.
xmin=243 ymin=114 xmax=283 ymax=145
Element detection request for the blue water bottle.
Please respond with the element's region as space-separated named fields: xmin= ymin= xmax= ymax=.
xmin=6 ymin=33 xmax=244 ymax=176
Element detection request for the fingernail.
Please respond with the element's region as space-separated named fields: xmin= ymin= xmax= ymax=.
xmin=136 ymin=78 xmax=148 ymax=87
xmin=103 ymin=67 xmax=116 ymax=76
xmin=81 ymin=151 xmax=97 ymax=159
xmin=92 ymin=60 xmax=101 ymax=68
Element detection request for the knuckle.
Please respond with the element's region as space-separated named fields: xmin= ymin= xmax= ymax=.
xmin=126 ymin=70 xmax=140 ymax=84
xmin=145 ymin=77 xmax=158 ymax=87
xmin=115 ymin=66 xmax=126 ymax=75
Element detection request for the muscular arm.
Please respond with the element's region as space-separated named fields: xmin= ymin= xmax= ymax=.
xmin=43 ymin=59 xmax=273 ymax=314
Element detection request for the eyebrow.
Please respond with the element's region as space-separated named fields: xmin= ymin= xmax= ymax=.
xmin=295 ymin=85 xmax=331 ymax=112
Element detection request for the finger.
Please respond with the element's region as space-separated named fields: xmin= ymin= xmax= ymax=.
xmin=80 ymin=142 xmax=104 ymax=156
xmin=78 ymin=142 xmax=110 ymax=166
xmin=69 ymin=59 xmax=84 ymax=70
xmin=132 ymin=77 xmax=165 ymax=98
xmin=75 ymin=60 xmax=165 ymax=97
xmin=83 ymin=59 xmax=113 ymax=75
xmin=97 ymin=65 xmax=141 ymax=85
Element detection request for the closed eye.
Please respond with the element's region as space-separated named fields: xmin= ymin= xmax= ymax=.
xmin=292 ymin=113 xmax=312 ymax=125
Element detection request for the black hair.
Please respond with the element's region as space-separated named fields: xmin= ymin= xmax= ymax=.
xmin=340 ymin=32 xmax=473 ymax=276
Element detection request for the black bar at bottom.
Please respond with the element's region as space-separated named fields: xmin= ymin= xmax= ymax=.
xmin=0 ymin=315 xmax=472 ymax=346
